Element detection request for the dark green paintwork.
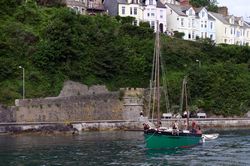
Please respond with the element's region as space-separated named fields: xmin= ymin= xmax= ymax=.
xmin=144 ymin=133 xmax=202 ymax=149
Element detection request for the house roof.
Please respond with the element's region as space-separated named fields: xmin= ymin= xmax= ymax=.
xmin=209 ymin=12 xmax=229 ymax=24
xmin=208 ymin=14 xmax=215 ymax=21
xmin=194 ymin=7 xmax=203 ymax=13
xmin=157 ymin=0 xmax=166 ymax=8
xmin=103 ymin=0 xmax=119 ymax=16
xmin=180 ymin=5 xmax=191 ymax=12
xmin=209 ymin=12 xmax=249 ymax=28
xmin=166 ymin=3 xmax=189 ymax=16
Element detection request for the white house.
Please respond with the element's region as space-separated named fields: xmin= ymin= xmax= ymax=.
xmin=165 ymin=3 xmax=216 ymax=41
xmin=105 ymin=0 xmax=167 ymax=32
xmin=117 ymin=0 xmax=142 ymax=26
xmin=209 ymin=12 xmax=250 ymax=45
xmin=245 ymin=22 xmax=250 ymax=45
xmin=195 ymin=7 xmax=216 ymax=41
xmin=142 ymin=0 xmax=167 ymax=32
xmin=165 ymin=3 xmax=196 ymax=40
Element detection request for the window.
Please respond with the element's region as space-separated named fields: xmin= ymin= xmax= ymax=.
xmin=230 ymin=18 xmax=234 ymax=24
xmin=188 ymin=33 xmax=191 ymax=39
xmin=201 ymin=21 xmax=203 ymax=28
xmin=122 ymin=6 xmax=125 ymax=15
xmin=181 ymin=18 xmax=184 ymax=27
xmin=151 ymin=13 xmax=155 ymax=17
xmin=130 ymin=7 xmax=132 ymax=15
xmin=189 ymin=10 xmax=192 ymax=16
xmin=247 ymin=31 xmax=249 ymax=38
xmin=192 ymin=19 xmax=195 ymax=27
xmin=160 ymin=10 xmax=163 ymax=19
xmin=201 ymin=32 xmax=204 ymax=38
xmin=210 ymin=22 xmax=213 ymax=29
xmin=237 ymin=30 xmax=240 ymax=37
xmin=225 ymin=28 xmax=227 ymax=34
xmin=231 ymin=28 xmax=233 ymax=35
xmin=224 ymin=39 xmax=227 ymax=43
xmin=151 ymin=21 xmax=155 ymax=30
xmin=149 ymin=0 xmax=153 ymax=5
xmin=210 ymin=34 xmax=213 ymax=39
xmin=204 ymin=21 xmax=207 ymax=28
xmin=147 ymin=13 xmax=150 ymax=17
xmin=134 ymin=7 xmax=137 ymax=15
xmin=202 ymin=11 xmax=205 ymax=17
xmin=192 ymin=31 xmax=195 ymax=39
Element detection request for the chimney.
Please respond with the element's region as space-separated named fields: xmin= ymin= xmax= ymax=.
xmin=179 ymin=0 xmax=189 ymax=6
xmin=218 ymin=6 xmax=228 ymax=16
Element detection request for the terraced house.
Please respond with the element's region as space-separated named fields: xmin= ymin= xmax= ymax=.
xmin=164 ymin=2 xmax=216 ymax=41
xmin=104 ymin=0 xmax=167 ymax=32
xmin=66 ymin=0 xmax=106 ymax=15
xmin=209 ymin=7 xmax=250 ymax=45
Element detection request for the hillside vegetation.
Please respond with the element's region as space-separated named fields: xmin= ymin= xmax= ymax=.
xmin=0 ymin=0 xmax=250 ymax=116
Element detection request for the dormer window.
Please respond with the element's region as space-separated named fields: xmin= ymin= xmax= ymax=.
xmin=239 ymin=20 xmax=243 ymax=26
xmin=149 ymin=0 xmax=153 ymax=5
xmin=189 ymin=10 xmax=192 ymax=16
xmin=230 ymin=17 xmax=234 ymax=24
xmin=202 ymin=11 xmax=205 ymax=18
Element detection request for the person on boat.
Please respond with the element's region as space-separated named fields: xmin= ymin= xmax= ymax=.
xmin=143 ymin=123 xmax=150 ymax=130
xmin=191 ymin=120 xmax=197 ymax=133
xmin=195 ymin=125 xmax=202 ymax=134
xmin=157 ymin=121 xmax=162 ymax=128
xmin=183 ymin=119 xmax=188 ymax=130
xmin=172 ymin=120 xmax=179 ymax=135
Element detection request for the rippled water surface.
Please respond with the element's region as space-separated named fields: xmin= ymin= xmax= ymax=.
xmin=0 ymin=129 xmax=250 ymax=166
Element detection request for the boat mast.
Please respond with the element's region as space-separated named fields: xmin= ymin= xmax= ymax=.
xmin=156 ymin=21 xmax=160 ymax=127
xmin=184 ymin=76 xmax=189 ymax=129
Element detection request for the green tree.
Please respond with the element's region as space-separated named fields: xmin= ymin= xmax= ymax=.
xmin=190 ymin=0 xmax=218 ymax=12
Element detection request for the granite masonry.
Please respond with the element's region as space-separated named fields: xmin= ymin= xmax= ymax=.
xmin=1 ymin=81 xmax=144 ymax=123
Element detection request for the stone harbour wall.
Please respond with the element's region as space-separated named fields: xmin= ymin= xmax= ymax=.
xmin=0 ymin=81 xmax=145 ymax=124
xmin=0 ymin=104 xmax=15 ymax=122
xmin=14 ymin=92 xmax=124 ymax=122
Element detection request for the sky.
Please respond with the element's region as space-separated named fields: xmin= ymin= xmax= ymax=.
xmin=217 ymin=0 xmax=250 ymax=21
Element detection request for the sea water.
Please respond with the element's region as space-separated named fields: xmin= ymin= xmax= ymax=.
xmin=0 ymin=129 xmax=250 ymax=166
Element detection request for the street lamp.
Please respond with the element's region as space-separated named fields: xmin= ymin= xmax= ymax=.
xmin=19 ymin=66 xmax=25 ymax=99
xmin=196 ymin=59 xmax=201 ymax=68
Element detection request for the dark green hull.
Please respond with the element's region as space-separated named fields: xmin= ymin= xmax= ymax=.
xmin=144 ymin=131 xmax=202 ymax=149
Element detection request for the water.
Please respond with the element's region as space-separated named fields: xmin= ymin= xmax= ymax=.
xmin=0 ymin=129 xmax=250 ymax=166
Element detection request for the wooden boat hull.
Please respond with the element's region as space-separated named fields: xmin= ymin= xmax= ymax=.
xmin=144 ymin=130 xmax=202 ymax=149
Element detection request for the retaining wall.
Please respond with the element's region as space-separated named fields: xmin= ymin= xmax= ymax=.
xmin=14 ymin=92 xmax=124 ymax=122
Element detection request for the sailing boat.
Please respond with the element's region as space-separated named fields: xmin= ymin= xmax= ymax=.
xmin=143 ymin=22 xmax=202 ymax=149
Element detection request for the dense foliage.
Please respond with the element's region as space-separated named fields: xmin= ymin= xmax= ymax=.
xmin=190 ymin=0 xmax=218 ymax=12
xmin=0 ymin=0 xmax=249 ymax=116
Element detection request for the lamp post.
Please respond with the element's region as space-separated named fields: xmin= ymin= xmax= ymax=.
xmin=19 ymin=66 xmax=25 ymax=99
xmin=196 ymin=59 xmax=201 ymax=68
